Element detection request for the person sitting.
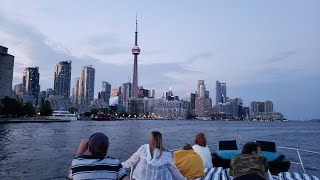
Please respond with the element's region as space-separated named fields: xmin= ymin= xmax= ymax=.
xmin=68 ymin=132 xmax=129 ymax=180
xmin=192 ymin=132 xmax=213 ymax=168
xmin=173 ymin=143 xmax=205 ymax=179
xmin=121 ymin=131 xmax=194 ymax=180
xmin=230 ymin=141 xmax=269 ymax=180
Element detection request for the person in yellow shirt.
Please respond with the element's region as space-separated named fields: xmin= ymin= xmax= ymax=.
xmin=173 ymin=144 xmax=205 ymax=179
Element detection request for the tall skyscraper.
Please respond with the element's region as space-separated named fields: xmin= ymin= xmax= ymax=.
xmin=0 ymin=46 xmax=14 ymax=99
xmin=120 ymin=82 xmax=132 ymax=104
xmin=54 ymin=61 xmax=72 ymax=99
xmin=79 ymin=66 xmax=95 ymax=105
xmin=100 ymin=81 xmax=111 ymax=105
xmin=195 ymin=80 xmax=212 ymax=117
xmin=72 ymin=78 xmax=80 ymax=105
xmin=216 ymin=81 xmax=227 ymax=104
xmin=197 ymin=80 xmax=205 ymax=97
xmin=132 ymin=15 xmax=141 ymax=97
xmin=23 ymin=67 xmax=40 ymax=106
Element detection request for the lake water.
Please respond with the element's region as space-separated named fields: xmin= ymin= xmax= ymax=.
xmin=0 ymin=120 xmax=319 ymax=179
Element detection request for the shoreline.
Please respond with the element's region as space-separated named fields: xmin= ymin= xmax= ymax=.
xmin=0 ymin=118 xmax=70 ymax=123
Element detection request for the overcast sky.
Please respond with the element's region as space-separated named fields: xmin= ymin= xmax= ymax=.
xmin=0 ymin=0 xmax=319 ymax=120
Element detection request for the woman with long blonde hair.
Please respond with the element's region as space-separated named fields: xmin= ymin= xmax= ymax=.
xmin=122 ymin=131 xmax=193 ymax=180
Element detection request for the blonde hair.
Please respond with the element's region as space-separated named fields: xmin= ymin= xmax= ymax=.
xmin=149 ymin=131 xmax=163 ymax=160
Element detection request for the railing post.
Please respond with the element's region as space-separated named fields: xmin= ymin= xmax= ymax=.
xmin=130 ymin=166 xmax=134 ymax=179
xmin=297 ymin=149 xmax=306 ymax=174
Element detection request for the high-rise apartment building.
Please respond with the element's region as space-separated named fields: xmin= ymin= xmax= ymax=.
xmin=250 ymin=100 xmax=273 ymax=115
xmin=99 ymin=81 xmax=111 ymax=105
xmin=195 ymin=80 xmax=212 ymax=117
xmin=54 ymin=61 xmax=71 ymax=99
xmin=23 ymin=67 xmax=40 ymax=106
xmin=79 ymin=66 xmax=95 ymax=105
xmin=0 ymin=46 xmax=14 ymax=99
xmin=71 ymin=78 xmax=80 ymax=105
xmin=197 ymin=80 xmax=205 ymax=98
xmin=120 ymin=82 xmax=132 ymax=105
xmin=216 ymin=81 xmax=227 ymax=104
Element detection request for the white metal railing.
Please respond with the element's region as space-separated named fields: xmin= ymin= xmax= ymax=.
xmin=277 ymin=146 xmax=320 ymax=174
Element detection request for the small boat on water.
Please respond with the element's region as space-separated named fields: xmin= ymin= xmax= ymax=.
xmin=46 ymin=110 xmax=77 ymax=121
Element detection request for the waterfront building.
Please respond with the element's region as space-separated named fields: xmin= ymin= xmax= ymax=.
xmin=23 ymin=67 xmax=40 ymax=106
xmin=145 ymin=98 xmax=188 ymax=119
xmin=13 ymin=84 xmax=24 ymax=96
xmin=111 ymin=87 xmax=120 ymax=97
xmin=148 ymin=89 xmax=155 ymax=98
xmin=0 ymin=46 xmax=14 ymax=99
xmin=120 ymin=82 xmax=132 ymax=105
xmin=214 ymin=98 xmax=243 ymax=118
xmin=132 ymin=16 xmax=141 ymax=97
xmin=54 ymin=61 xmax=72 ymax=100
xmin=264 ymin=100 xmax=273 ymax=112
xmin=125 ymin=97 xmax=145 ymax=115
xmin=250 ymin=100 xmax=274 ymax=115
xmin=71 ymin=78 xmax=80 ymax=105
xmin=195 ymin=80 xmax=212 ymax=117
xmin=79 ymin=66 xmax=95 ymax=106
xmin=216 ymin=81 xmax=227 ymax=104
xmin=139 ymin=88 xmax=149 ymax=98
xmin=99 ymin=81 xmax=111 ymax=105
xmin=46 ymin=95 xmax=69 ymax=111
xmin=197 ymin=80 xmax=205 ymax=98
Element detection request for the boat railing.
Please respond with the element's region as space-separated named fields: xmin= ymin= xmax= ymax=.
xmin=277 ymin=146 xmax=320 ymax=174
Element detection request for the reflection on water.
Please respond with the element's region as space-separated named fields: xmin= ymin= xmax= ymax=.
xmin=0 ymin=120 xmax=319 ymax=179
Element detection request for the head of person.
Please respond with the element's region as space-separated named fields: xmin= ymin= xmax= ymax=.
xmin=88 ymin=132 xmax=109 ymax=157
xmin=182 ymin=143 xmax=193 ymax=150
xmin=241 ymin=142 xmax=261 ymax=155
xmin=194 ymin=132 xmax=207 ymax=147
xmin=149 ymin=131 xmax=163 ymax=159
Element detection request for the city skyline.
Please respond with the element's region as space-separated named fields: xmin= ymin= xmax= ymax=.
xmin=0 ymin=1 xmax=319 ymax=119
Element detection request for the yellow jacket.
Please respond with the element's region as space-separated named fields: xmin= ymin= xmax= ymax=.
xmin=173 ymin=150 xmax=205 ymax=178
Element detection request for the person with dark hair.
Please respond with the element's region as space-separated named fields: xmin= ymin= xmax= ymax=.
xmin=230 ymin=142 xmax=269 ymax=180
xmin=68 ymin=132 xmax=129 ymax=180
xmin=192 ymin=132 xmax=213 ymax=168
xmin=173 ymin=144 xmax=204 ymax=178
xmin=122 ymin=131 xmax=194 ymax=180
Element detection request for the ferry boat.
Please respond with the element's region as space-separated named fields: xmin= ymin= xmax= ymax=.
xmin=46 ymin=111 xmax=77 ymax=121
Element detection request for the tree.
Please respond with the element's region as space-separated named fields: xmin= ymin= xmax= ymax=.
xmin=1 ymin=96 xmax=23 ymax=117
xmin=91 ymin=108 xmax=98 ymax=116
xmin=23 ymin=102 xmax=36 ymax=117
xmin=40 ymin=100 xmax=53 ymax=116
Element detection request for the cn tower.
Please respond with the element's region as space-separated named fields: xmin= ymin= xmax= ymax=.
xmin=132 ymin=15 xmax=140 ymax=97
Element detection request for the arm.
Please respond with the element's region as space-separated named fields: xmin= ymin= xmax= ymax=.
xmin=229 ymin=157 xmax=235 ymax=176
xmin=76 ymin=139 xmax=88 ymax=157
xmin=121 ymin=147 xmax=142 ymax=168
xmin=168 ymin=164 xmax=187 ymax=180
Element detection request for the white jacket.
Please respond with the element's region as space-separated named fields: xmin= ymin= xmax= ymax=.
xmin=192 ymin=144 xmax=213 ymax=168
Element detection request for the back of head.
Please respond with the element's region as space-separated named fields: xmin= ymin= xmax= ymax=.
xmin=182 ymin=143 xmax=193 ymax=150
xmin=88 ymin=132 xmax=109 ymax=157
xmin=149 ymin=131 xmax=163 ymax=159
xmin=241 ymin=142 xmax=261 ymax=154
xmin=194 ymin=132 xmax=207 ymax=147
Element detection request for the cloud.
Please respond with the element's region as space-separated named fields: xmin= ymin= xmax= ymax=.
xmin=266 ymin=51 xmax=297 ymax=63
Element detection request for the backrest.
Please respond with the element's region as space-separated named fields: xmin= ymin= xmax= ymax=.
xmin=218 ymin=140 xmax=238 ymax=150
xmin=256 ymin=141 xmax=276 ymax=152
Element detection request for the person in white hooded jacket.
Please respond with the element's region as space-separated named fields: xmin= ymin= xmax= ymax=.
xmin=192 ymin=132 xmax=213 ymax=169
xmin=122 ymin=131 xmax=194 ymax=180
